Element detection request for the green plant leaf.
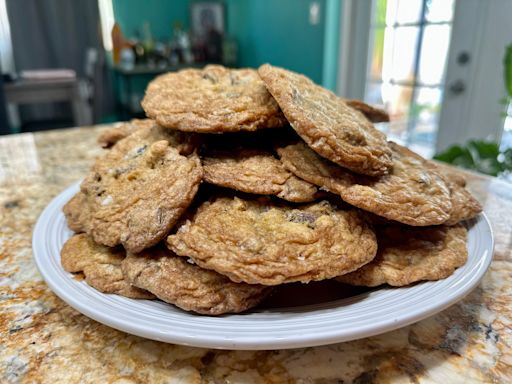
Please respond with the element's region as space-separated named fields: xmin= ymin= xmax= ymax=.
xmin=434 ymin=140 xmax=512 ymax=177
xmin=467 ymin=140 xmax=502 ymax=175
xmin=433 ymin=145 xmax=465 ymax=162
xmin=501 ymin=148 xmax=512 ymax=169
xmin=434 ymin=145 xmax=476 ymax=169
xmin=468 ymin=140 xmax=500 ymax=158
xmin=504 ymin=43 xmax=512 ymax=97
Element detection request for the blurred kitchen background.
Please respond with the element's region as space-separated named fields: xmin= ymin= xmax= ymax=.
xmin=0 ymin=0 xmax=511 ymax=176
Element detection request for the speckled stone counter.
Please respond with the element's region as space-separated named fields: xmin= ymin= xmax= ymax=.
xmin=1 ymin=126 xmax=511 ymax=383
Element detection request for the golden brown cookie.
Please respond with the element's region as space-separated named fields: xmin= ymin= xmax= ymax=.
xmin=122 ymin=247 xmax=271 ymax=315
xmin=97 ymin=119 xmax=153 ymax=148
xmin=202 ymin=148 xmax=319 ymax=202
xmin=80 ymin=123 xmax=203 ymax=253
xmin=167 ymin=197 xmax=377 ymax=285
xmin=343 ymin=99 xmax=390 ymax=123
xmin=336 ymin=224 xmax=468 ymax=287
xmin=61 ymin=234 xmax=154 ymax=299
xmin=63 ymin=192 xmax=87 ymax=233
xmin=422 ymin=161 xmax=481 ymax=224
xmin=142 ymin=65 xmax=287 ymax=133
xmin=63 ymin=192 xmax=90 ymax=233
xmin=444 ymin=181 xmax=482 ymax=225
xmin=434 ymin=164 xmax=467 ymax=187
xmin=258 ymin=64 xmax=392 ymax=176
xmin=100 ymin=120 xmax=198 ymax=155
xmin=277 ymin=141 xmax=452 ymax=226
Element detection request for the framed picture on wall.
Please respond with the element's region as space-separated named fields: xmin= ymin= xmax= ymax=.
xmin=190 ymin=2 xmax=225 ymax=37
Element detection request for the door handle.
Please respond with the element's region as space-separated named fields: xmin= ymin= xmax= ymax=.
xmin=449 ymin=80 xmax=466 ymax=95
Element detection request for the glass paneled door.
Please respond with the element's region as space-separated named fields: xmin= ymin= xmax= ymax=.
xmin=340 ymin=0 xmax=512 ymax=158
xmin=364 ymin=0 xmax=455 ymax=158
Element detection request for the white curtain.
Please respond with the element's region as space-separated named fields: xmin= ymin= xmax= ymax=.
xmin=0 ymin=0 xmax=14 ymax=72
xmin=98 ymin=0 xmax=114 ymax=51
xmin=0 ymin=0 xmax=19 ymax=129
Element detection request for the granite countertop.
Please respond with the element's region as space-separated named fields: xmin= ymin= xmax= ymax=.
xmin=1 ymin=125 xmax=511 ymax=383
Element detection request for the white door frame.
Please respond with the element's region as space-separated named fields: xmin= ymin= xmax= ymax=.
xmin=337 ymin=0 xmax=512 ymax=153
xmin=436 ymin=0 xmax=512 ymax=152
xmin=336 ymin=0 xmax=372 ymax=100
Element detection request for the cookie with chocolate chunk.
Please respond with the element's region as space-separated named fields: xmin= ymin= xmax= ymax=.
xmin=122 ymin=246 xmax=271 ymax=315
xmin=444 ymin=180 xmax=482 ymax=225
xmin=99 ymin=119 xmax=198 ymax=154
xmin=167 ymin=197 xmax=377 ymax=285
xmin=80 ymin=123 xmax=203 ymax=252
xmin=258 ymin=64 xmax=392 ymax=176
xmin=337 ymin=224 xmax=468 ymax=287
xmin=142 ymin=65 xmax=287 ymax=133
xmin=278 ymin=141 xmax=452 ymax=226
xmin=202 ymin=148 xmax=319 ymax=202
xmin=97 ymin=119 xmax=153 ymax=148
xmin=63 ymin=192 xmax=90 ymax=233
xmin=61 ymin=234 xmax=154 ymax=299
xmin=343 ymin=99 xmax=390 ymax=123
xmin=422 ymin=162 xmax=481 ymax=225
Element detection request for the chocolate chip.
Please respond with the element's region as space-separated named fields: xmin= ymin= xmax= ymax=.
xmin=202 ymin=73 xmax=217 ymax=83
xmin=135 ymin=145 xmax=148 ymax=155
xmin=3 ymin=200 xmax=19 ymax=209
xmin=343 ymin=131 xmax=367 ymax=146
xmin=292 ymin=88 xmax=302 ymax=102
xmin=229 ymin=73 xmax=239 ymax=85
xmin=286 ymin=211 xmax=317 ymax=226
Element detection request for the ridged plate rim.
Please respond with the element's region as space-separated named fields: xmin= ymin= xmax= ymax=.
xmin=32 ymin=182 xmax=494 ymax=350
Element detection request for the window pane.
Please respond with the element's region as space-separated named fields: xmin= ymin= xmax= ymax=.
xmin=382 ymin=83 xmax=413 ymax=122
xmin=410 ymin=87 xmax=442 ymax=144
xmin=368 ymin=27 xmax=385 ymax=81
xmin=365 ymin=81 xmax=384 ymax=105
xmin=418 ymin=25 xmax=451 ymax=85
xmin=385 ymin=0 xmax=398 ymax=25
xmin=426 ymin=0 xmax=455 ymax=23
xmin=382 ymin=26 xmax=419 ymax=82
xmin=413 ymin=86 xmax=442 ymax=121
xmin=373 ymin=0 xmax=388 ymax=26
xmin=386 ymin=120 xmax=409 ymax=142
xmin=386 ymin=0 xmax=423 ymax=25
xmin=410 ymin=118 xmax=437 ymax=144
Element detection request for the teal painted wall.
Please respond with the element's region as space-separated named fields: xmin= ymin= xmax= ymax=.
xmin=110 ymin=0 xmax=341 ymax=117
xmin=226 ymin=0 xmax=327 ymax=84
xmin=112 ymin=0 xmax=340 ymax=86
xmin=111 ymin=0 xmax=192 ymax=114
xmin=322 ymin=0 xmax=341 ymax=90
xmin=112 ymin=0 xmax=189 ymax=40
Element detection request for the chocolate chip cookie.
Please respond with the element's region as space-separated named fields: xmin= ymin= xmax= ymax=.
xmin=142 ymin=65 xmax=287 ymax=133
xmin=202 ymin=148 xmax=319 ymax=202
xmin=278 ymin=141 xmax=452 ymax=226
xmin=122 ymin=246 xmax=271 ymax=315
xmin=80 ymin=123 xmax=203 ymax=252
xmin=258 ymin=64 xmax=392 ymax=176
xmin=337 ymin=224 xmax=468 ymax=286
xmin=61 ymin=234 xmax=154 ymax=299
xmin=167 ymin=197 xmax=377 ymax=285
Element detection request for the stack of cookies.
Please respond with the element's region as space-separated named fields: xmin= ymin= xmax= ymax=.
xmin=61 ymin=64 xmax=482 ymax=315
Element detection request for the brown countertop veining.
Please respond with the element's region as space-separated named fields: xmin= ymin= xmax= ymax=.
xmin=1 ymin=125 xmax=511 ymax=383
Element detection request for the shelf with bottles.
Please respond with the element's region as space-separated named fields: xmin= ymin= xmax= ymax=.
xmin=112 ymin=21 xmax=238 ymax=72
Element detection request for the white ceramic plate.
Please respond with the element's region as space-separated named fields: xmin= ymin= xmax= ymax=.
xmin=33 ymin=182 xmax=494 ymax=350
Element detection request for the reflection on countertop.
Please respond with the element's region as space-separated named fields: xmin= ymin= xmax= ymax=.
xmin=0 ymin=125 xmax=511 ymax=383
